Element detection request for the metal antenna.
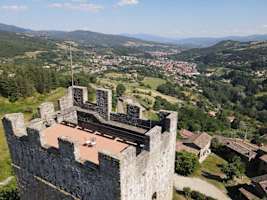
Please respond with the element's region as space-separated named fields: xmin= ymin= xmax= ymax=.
xmin=70 ymin=43 xmax=74 ymax=86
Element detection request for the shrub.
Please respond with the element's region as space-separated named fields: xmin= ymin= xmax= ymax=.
xmin=175 ymin=151 xmax=199 ymax=176
xmin=116 ymin=84 xmax=126 ymax=97
xmin=191 ymin=191 xmax=206 ymax=200
xmin=0 ymin=187 xmax=20 ymax=200
xmin=183 ymin=187 xmax=191 ymax=198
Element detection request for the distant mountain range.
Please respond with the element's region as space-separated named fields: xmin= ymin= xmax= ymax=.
xmin=122 ymin=33 xmax=267 ymax=48
xmin=0 ymin=23 xmax=169 ymax=48
xmin=122 ymin=33 xmax=178 ymax=44
xmin=0 ymin=23 xmax=30 ymax=33
xmin=1 ymin=22 xmax=267 ymax=49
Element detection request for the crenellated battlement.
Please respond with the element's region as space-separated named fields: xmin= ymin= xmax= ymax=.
xmin=2 ymin=85 xmax=178 ymax=200
xmin=2 ymin=114 xmax=122 ymax=172
xmin=3 ymin=85 xmax=177 ymax=166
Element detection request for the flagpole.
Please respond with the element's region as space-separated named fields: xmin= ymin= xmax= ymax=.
xmin=70 ymin=43 xmax=74 ymax=86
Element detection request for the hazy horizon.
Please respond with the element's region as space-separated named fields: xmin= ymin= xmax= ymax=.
xmin=0 ymin=0 xmax=267 ymax=38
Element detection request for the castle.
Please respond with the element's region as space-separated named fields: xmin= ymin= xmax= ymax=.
xmin=2 ymin=86 xmax=177 ymax=200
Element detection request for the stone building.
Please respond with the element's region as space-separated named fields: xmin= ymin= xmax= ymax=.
xmin=176 ymin=132 xmax=212 ymax=163
xmin=259 ymin=154 xmax=267 ymax=175
xmin=239 ymin=174 xmax=267 ymax=200
xmin=2 ymin=86 xmax=177 ymax=200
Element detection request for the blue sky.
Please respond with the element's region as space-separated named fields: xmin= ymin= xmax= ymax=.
xmin=0 ymin=0 xmax=267 ymax=38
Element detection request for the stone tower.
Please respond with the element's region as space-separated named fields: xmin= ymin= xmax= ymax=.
xmin=2 ymin=86 xmax=177 ymax=200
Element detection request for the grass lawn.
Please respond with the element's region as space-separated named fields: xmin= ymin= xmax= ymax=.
xmin=97 ymin=74 xmax=179 ymax=110
xmin=143 ymin=110 xmax=160 ymax=121
xmin=193 ymin=153 xmax=252 ymax=196
xmin=0 ymin=119 xmax=12 ymax=181
xmin=142 ymin=77 xmax=166 ymax=90
xmin=133 ymin=88 xmax=179 ymax=104
xmin=104 ymin=72 xmax=125 ymax=79
xmin=0 ymin=88 xmax=66 ymax=114
xmin=201 ymin=153 xmax=227 ymax=175
xmin=97 ymin=77 xmax=139 ymax=91
xmin=0 ymin=88 xmax=66 ymax=182
xmin=194 ymin=153 xmax=228 ymax=192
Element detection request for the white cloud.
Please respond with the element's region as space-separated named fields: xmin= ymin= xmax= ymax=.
xmin=49 ymin=2 xmax=104 ymax=12
xmin=0 ymin=5 xmax=28 ymax=11
xmin=263 ymin=25 xmax=267 ymax=28
xmin=117 ymin=0 xmax=139 ymax=7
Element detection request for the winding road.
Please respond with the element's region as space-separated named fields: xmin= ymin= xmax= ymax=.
xmin=174 ymin=174 xmax=231 ymax=200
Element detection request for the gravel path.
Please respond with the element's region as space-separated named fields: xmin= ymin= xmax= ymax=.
xmin=174 ymin=174 xmax=231 ymax=200
xmin=0 ymin=176 xmax=14 ymax=187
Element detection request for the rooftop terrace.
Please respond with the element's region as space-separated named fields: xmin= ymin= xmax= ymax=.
xmin=3 ymin=86 xmax=176 ymax=166
xmin=42 ymin=123 xmax=129 ymax=164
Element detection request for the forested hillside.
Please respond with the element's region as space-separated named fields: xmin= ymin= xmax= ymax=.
xmin=166 ymin=40 xmax=267 ymax=140
xmin=171 ymin=40 xmax=267 ymax=70
xmin=0 ymin=31 xmax=55 ymax=57
xmin=0 ymin=23 xmax=175 ymax=50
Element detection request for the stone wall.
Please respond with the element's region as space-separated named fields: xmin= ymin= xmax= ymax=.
xmin=56 ymin=108 xmax=78 ymax=125
xmin=72 ymin=86 xmax=88 ymax=107
xmin=110 ymin=113 xmax=153 ymax=129
xmin=38 ymin=102 xmax=55 ymax=120
xmin=126 ymin=104 xmax=142 ymax=119
xmin=2 ymin=86 xmax=178 ymax=200
xmin=37 ymin=102 xmax=56 ymax=126
xmin=96 ymin=89 xmax=112 ymax=121
xmin=13 ymin=165 xmax=77 ymax=200
xmin=69 ymin=86 xmax=165 ymax=131
xmin=2 ymin=115 xmax=121 ymax=200
xmin=119 ymin=112 xmax=177 ymax=200
xmin=58 ymin=90 xmax=73 ymax=111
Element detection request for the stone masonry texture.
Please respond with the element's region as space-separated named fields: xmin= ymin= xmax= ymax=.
xmin=2 ymin=86 xmax=177 ymax=200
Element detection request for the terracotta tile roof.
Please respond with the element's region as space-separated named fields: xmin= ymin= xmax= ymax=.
xmin=252 ymin=174 xmax=267 ymax=195
xmin=179 ymin=129 xmax=194 ymax=139
xmin=260 ymin=154 xmax=267 ymax=162
xmin=261 ymin=146 xmax=267 ymax=153
xmin=223 ymin=139 xmax=259 ymax=159
xmin=191 ymin=132 xmax=212 ymax=149
xmin=238 ymin=187 xmax=259 ymax=200
xmin=42 ymin=124 xmax=129 ymax=164
xmin=176 ymin=141 xmax=199 ymax=155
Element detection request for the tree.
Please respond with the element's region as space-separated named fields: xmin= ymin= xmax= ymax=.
xmin=221 ymin=156 xmax=245 ymax=180
xmin=157 ymin=82 xmax=180 ymax=97
xmin=175 ymin=151 xmax=199 ymax=176
xmin=0 ymin=187 xmax=19 ymax=200
xmin=183 ymin=187 xmax=191 ymax=198
xmin=191 ymin=191 xmax=206 ymax=200
xmin=211 ymin=138 xmax=221 ymax=150
xmin=116 ymin=84 xmax=126 ymax=97
xmin=231 ymin=118 xmax=241 ymax=129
